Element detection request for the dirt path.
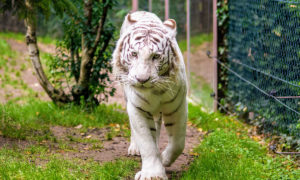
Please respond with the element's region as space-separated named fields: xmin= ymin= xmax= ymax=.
xmin=0 ymin=124 xmax=203 ymax=178
xmin=51 ymin=124 xmax=203 ymax=178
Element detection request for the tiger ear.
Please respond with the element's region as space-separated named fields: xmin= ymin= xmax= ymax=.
xmin=127 ymin=13 xmax=137 ymax=24
xmin=120 ymin=13 xmax=137 ymax=36
xmin=163 ymin=19 xmax=177 ymax=38
xmin=163 ymin=19 xmax=176 ymax=29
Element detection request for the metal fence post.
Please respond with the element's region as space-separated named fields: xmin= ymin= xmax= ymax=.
xmin=213 ymin=0 xmax=218 ymax=112
xmin=186 ymin=0 xmax=191 ymax=96
xmin=132 ymin=0 xmax=138 ymax=12
xmin=149 ymin=0 xmax=152 ymax=12
xmin=165 ymin=0 xmax=169 ymax=20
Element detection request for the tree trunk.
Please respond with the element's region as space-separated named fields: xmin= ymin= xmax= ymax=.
xmin=72 ymin=0 xmax=96 ymax=102
xmin=24 ymin=0 xmax=71 ymax=104
xmin=72 ymin=0 xmax=109 ymax=102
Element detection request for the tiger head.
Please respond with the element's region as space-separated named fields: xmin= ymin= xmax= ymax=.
xmin=112 ymin=11 xmax=183 ymax=89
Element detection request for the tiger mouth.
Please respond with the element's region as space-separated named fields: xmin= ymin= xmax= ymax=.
xmin=132 ymin=83 xmax=154 ymax=89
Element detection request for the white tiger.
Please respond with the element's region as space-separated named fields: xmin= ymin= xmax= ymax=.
xmin=112 ymin=11 xmax=187 ymax=180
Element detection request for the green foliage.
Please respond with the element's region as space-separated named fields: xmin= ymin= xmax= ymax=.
xmin=216 ymin=0 xmax=229 ymax=110
xmin=0 ymin=0 xmax=77 ymax=21
xmin=0 ymin=147 xmax=138 ymax=179
xmin=49 ymin=0 xmax=117 ymax=105
xmin=0 ymin=99 xmax=128 ymax=140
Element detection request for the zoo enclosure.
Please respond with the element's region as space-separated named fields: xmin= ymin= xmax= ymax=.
xmin=218 ymin=0 xmax=300 ymax=148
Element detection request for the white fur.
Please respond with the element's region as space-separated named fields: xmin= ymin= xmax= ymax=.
xmin=112 ymin=11 xmax=187 ymax=180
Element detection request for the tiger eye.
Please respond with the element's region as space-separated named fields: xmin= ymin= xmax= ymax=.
xmin=153 ymin=54 xmax=161 ymax=60
xmin=131 ymin=52 xmax=138 ymax=57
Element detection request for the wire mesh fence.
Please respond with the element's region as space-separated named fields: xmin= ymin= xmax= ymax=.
xmin=226 ymin=0 xmax=300 ymax=148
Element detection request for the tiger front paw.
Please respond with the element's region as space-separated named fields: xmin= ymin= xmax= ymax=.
xmin=135 ymin=170 xmax=167 ymax=180
xmin=161 ymin=150 xmax=172 ymax=167
xmin=128 ymin=142 xmax=140 ymax=156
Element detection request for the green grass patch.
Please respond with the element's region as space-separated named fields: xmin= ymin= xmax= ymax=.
xmin=182 ymin=104 xmax=300 ymax=180
xmin=0 ymin=39 xmax=17 ymax=69
xmin=0 ymin=32 xmax=25 ymax=42
xmin=188 ymin=104 xmax=245 ymax=131
xmin=181 ymin=130 xmax=300 ymax=180
xmin=0 ymin=38 xmax=40 ymax=101
xmin=0 ymin=31 xmax=56 ymax=45
xmin=178 ymin=33 xmax=212 ymax=52
xmin=0 ymin=99 xmax=128 ymax=141
xmin=0 ymin=147 xmax=138 ymax=180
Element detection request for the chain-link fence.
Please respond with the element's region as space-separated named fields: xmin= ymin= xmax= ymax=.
xmin=225 ymin=0 xmax=300 ymax=148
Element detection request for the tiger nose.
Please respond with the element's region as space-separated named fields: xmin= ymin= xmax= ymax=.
xmin=135 ymin=76 xmax=150 ymax=84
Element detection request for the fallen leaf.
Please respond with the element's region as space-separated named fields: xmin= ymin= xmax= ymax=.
xmin=189 ymin=151 xmax=199 ymax=156
xmin=75 ymin=124 xmax=83 ymax=129
xmin=187 ymin=121 xmax=193 ymax=127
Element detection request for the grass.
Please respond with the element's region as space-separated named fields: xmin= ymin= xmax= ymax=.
xmin=190 ymin=72 xmax=214 ymax=110
xmin=0 ymin=99 xmax=128 ymax=141
xmin=178 ymin=33 xmax=213 ymax=52
xmin=188 ymin=104 xmax=246 ymax=131
xmin=0 ymin=31 xmax=57 ymax=45
xmin=181 ymin=104 xmax=300 ymax=180
xmin=0 ymin=146 xmax=138 ymax=179
xmin=0 ymin=38 xmax=43 ymax=101
xmin=0 ymin=38 xmax=17 ymax=69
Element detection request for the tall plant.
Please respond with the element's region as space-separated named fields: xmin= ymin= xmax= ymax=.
xmin=1 ymin=0 xmax=116 ymax=106
xmin=49 ymin=0 xmax=116 ymax=105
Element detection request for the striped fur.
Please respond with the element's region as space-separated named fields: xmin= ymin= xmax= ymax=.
xmin=112 ymin=11 xmax=187 ymax=180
